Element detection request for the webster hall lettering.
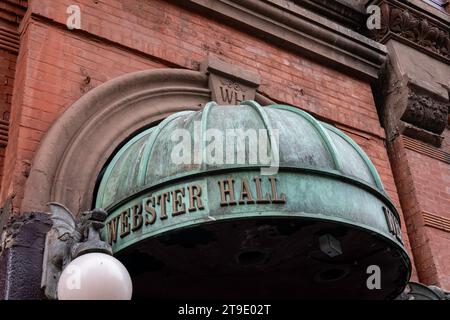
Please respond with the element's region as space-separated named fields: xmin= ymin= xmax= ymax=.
xmin=106 ymin=176 xmax=286 ymax=245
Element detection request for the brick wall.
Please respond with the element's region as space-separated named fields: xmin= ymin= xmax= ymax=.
xmin=29 ymin=0 xmax=385 ymax=134
xmin=3 ymin=0 xmax=388 ymax=206
xmin=0 ymin=0 xmax=26 ymax=202
xmin=404 ymin=147 xmax=450 ymax=288
xmin=389 ymin=134 xmax=450 ymax=289
xmin=0 ymin=20 xmax=165 ymax=209
xmin=406 ymin=149 xmax=450 ymax=221
xmin=0 ymin=19 xmax=30 ymax=211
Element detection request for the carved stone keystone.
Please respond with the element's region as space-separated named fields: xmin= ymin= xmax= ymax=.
xmin=201 ymin=55 xmax=261 ymax=105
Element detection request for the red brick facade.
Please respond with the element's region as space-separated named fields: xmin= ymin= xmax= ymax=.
xmin=2 ymin=0 xmax=390 ymax=210
xmin=1 ymin=0 xmax=450 ymax=294
xmin=389 ymin=132 xmax=450 ymax=289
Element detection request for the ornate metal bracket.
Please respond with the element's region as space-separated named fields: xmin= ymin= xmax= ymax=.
xmin=41 ymin=202 xmax=112 ymax=300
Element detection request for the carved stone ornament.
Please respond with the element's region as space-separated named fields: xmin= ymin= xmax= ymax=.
xmin=41 ymin=203 xmax=112 ymax=300
xmin=201 ymin=55 xmax=261 ymax=105
xmin=385 ymin=78 xmax=450 ymax=146
xmin=369 ymin=1 xmax=450 ymax=62
xmin=401 ymin=88 xmax=449 ymax=135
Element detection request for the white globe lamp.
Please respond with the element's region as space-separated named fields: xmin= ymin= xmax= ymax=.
xmin=57 ymin=252 xmax=132 ymax=300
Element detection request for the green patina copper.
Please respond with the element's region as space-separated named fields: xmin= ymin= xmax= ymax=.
xmin=96 ymin=101 xmax=388 ymax=210
xmin=95 ymin=101 xmax=411 ymax=298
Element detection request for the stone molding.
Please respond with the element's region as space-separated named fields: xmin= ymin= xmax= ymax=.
xmin=25 ymin=0 xmax=387 ymax=80
xmin=368 ymin=0 xmax=450 ymax=63
xmin=21 ymin=69 xmax=211 ymax=215
xmin=177 ymin=0 xmax=387 ymax=80
xmin=20 ymin=66 xmax=271 ymax=215
xmin=293 ymin=0 xmax=366 ymax=30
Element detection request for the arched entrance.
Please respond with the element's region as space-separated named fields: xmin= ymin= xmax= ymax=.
xmin=22 ymin=68 xmax=410 ymax=299
xmin=21 ymin=69 xmax=211 ymax=215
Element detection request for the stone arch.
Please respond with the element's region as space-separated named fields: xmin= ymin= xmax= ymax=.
xmin=21 ymin=69 xmax=211 ymax=215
